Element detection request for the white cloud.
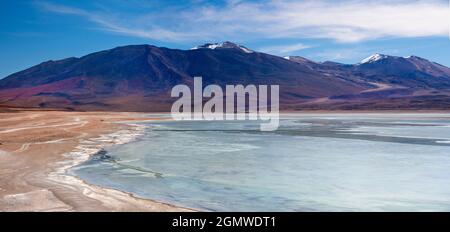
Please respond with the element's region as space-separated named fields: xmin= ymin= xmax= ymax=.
xmin=38 ymin=2 xmax=205 ymax=41
xmin=38 ymin=0 xmax=449 ymax=43
xmin=259 ymin=43 xmax=312 ymax=54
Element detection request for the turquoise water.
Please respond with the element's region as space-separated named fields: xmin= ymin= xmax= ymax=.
xmin=72 ymin=114 xmax=450 ymax=211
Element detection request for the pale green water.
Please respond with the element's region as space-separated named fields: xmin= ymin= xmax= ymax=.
xmin=72 ymin=114 xmax=450 ymax=211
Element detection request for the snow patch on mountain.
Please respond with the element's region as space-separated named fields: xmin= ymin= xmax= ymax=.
xmin=360 ymin=53 xmax=389 ymax=64
xmin=191 ymin=41 xmax=254 ymax=53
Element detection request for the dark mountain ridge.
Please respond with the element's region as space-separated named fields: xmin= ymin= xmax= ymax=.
xmin=1 ymin=43 xmax=450 ymax=111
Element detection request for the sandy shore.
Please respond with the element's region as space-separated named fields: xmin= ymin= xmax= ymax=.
xmin=0 ymin=110 xmax=192 ymax=212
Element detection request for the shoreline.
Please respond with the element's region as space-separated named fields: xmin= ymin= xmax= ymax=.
xmin=0 ymin=111 xmax=193 ymax=212
xmin=47 ymin=122 xmax=195 ymax=212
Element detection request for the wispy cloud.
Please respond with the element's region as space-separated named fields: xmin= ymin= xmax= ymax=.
xmin=259 ymin=43 xmax=312 ymax=55
xmin=37 ymin=0 xmax=449 ymax=43
xmin=38 ymin=1 xmax=205 ymax=41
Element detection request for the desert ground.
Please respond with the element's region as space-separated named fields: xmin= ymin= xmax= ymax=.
xmin=0 ymin=110 xmax=192 ymax=212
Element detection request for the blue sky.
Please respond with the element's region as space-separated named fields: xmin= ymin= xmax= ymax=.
xmin=1 ymin=0 xmax=449 ymax=78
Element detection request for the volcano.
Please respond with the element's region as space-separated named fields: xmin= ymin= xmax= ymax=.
xmin=1 ymin=42 xmax=450 ymax=111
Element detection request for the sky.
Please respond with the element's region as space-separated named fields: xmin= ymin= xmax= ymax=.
xmin=0 ymin=0 xmax=449 ymax=78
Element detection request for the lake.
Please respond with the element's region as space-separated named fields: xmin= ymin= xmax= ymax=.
xmin=72 ymin=113 xmax=450 ymax=211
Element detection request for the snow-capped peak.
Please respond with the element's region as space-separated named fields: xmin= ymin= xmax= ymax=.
xmin=191 ymin=43 xmax=221 ymax=50
xmin=360 ymin=53 xmax=389 ymax=64
xmin=191 ymin=41 xmax=254 ymax=53
xmin=284 ymin=56 xmax=316 ymax=63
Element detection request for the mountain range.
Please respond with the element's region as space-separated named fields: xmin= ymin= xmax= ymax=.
xmin=1 ymin=41 xmax=450 ymax=111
